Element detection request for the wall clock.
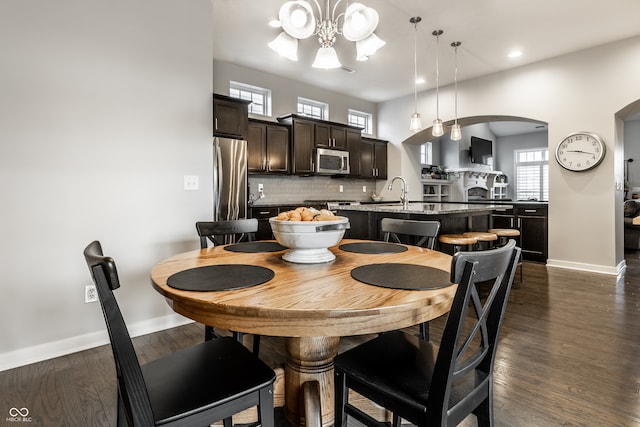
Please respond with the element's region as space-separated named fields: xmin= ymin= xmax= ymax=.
xmin=555 ymin=131 xmax=606 ymax=172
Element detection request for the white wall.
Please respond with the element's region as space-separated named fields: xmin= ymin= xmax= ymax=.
xmin=378 ymin=36 xmax=640 ymax=274
xmin=0 ymin=0 xmax=213 ymax=370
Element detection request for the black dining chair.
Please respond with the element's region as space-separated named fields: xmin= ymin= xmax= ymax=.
xmin=381 ymin=217 xmax=441 ymax=340
xmin=381 ymin=217 xmax=441 ymax=249
xmin=196 ymin=218 xmax=258 ymax=248
xmin=83 ymin=240 xmax=276 ymax=427
xmin=196 ymin=219 xmax=262 ymax=355
xmin=334 ymin=240 xmax=521 ymax=427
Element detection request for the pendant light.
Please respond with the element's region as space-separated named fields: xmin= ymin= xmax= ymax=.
xmin=450 ymin=41 xmax=462 ymax=141
xmin=432 ymin=29 xmax=444 ymax=137
xmin=409 ymin=16 xmax=423 ymax=132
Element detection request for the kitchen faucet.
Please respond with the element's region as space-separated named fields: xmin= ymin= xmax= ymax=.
xmin=388 ymin=176 xmax=409 ymax=209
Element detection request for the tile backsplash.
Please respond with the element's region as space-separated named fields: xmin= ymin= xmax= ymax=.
xmin=248 ymin=175 xmax=383 ymax=205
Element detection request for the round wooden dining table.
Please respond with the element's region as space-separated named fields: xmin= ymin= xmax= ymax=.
xmin=150 ymin=239 xmax=455 ymax=427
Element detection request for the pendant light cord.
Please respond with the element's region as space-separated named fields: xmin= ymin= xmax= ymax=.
xmin=433 ymin=30 xmax=443 ymax=119
xmin=413 ymin=20 xmax=419 ymax=113
xmin=453 ymin=42 xmax=460 ymax=123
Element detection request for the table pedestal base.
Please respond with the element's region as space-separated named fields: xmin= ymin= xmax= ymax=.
xmin=285 ymin=336 xmax=340 ymax=427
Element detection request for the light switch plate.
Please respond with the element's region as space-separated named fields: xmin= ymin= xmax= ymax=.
xmin=184 ymin=175 xmax=199 ymax=191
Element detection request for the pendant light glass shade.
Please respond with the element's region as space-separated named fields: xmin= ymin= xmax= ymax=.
xmin=312 ymin=46 xmax=341 ymax=69
xmin=410 ymin=113 xmax=423 ymax=132
xmin=409 ymin=17 xmax=422 ymax=132
xmin=432 ymin=29 xmax=443 ymax=137
xmin=432 ymin=119 xmax=444 ymax=137
xmin=450 ymin=123 xmax=462 ymax=140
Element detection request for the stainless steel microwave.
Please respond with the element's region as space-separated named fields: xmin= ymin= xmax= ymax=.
xmin=315 ymin=148 xmax=350 ymax=175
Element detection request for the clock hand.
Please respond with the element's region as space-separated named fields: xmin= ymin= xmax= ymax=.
xmin=566 ymin=150 xmax=594 ymax=154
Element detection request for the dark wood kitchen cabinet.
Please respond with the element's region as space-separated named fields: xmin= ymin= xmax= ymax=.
xmin=213 ymin=94 xmax=249 ymax=139
xmin=278 ymin=114 xmax=362 ymax=175
xmin=492 ymin=204 xmax=547 ymax=262
xmin=250 ymin=206 xmax=278 ymax=240
xmin=315 ymin=123 xmax=347 ymax=149
xmin=247 ymin=119 xmax=289 ymax=174
xmin=360 ymin=137 xmax=387 ymax=179
xmin=346 ymin=128 xmax=361 ymax=176
xmin=278 ymin=115 xmax=315 ymax=175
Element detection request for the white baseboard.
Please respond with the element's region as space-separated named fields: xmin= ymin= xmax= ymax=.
xmin=0 ymin=314 xmax=194 ymax=372
xmin=546 ymin=258 xmax=626 ymax=276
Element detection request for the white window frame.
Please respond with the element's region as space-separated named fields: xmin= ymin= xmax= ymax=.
xmin=420 ymin=142 xmax=433 ymax=165
xmin=229 ymin=81 xmax=272 ymax=117
xmin=514 ymin=148 xmax=549 ymax=201
xmin=297 ymin=97 xmax=328 ymax=120
xmin=348 ymin=109 xmax=373 ymax=135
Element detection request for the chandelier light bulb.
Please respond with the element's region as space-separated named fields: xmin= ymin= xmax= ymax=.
xmin=290 ymin=9 xmax=307 ymax=28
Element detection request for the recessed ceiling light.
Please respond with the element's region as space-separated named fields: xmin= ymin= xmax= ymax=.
xmin=269 ymin=19 xmax=281 ymax=28
xmin=508 ymin=50 xmax=523 ymax=59
xmin=416 ymin=77 xmax=425 ymax=84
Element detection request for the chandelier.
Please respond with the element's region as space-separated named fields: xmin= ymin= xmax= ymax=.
xmin=269 ymin=0 xmax=385 ymax=69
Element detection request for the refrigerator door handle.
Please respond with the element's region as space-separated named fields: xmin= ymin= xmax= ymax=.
xmin=213 ymin=139 xmax=222 ymax=220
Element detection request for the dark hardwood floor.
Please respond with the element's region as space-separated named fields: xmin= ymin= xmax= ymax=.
xmin=3 ymin=254 xmax=640 ymax=426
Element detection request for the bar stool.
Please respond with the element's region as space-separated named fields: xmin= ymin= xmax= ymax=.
xmin=462 ymin=231 xmax=498 ymax=250
xmin=489 ymin=228 xmax=523 ymax=283
xmin=438 ymin=234 xmax=478 ymax=254
xmin=488 ymin=228 xmax=520 ymax=247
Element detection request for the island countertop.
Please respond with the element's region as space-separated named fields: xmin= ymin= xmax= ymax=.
xmin=334 ymin=202 xmax=511 ymax=214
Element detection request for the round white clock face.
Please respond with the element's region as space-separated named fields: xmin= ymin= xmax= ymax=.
xmin=555 ymin=132 xmax=606 ymax=172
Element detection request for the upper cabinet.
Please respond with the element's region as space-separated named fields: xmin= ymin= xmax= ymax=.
xmin=360 ymin=137 xmax=388 ymax=179
xmin=277 ymin=114 xmax=362 ymax=176
xmin=213 ymin=94 xmax=250 ymax=139
xmin=247 ymin=119 xmax=290 ymax=174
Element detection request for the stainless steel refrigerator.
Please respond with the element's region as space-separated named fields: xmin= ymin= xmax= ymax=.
xmin=213 ymin=136 xmax=247 ymax=221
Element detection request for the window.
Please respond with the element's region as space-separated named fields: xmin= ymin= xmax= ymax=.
xmin=421 ymin=142 xmax=433 ymax=165
xmin=297 ymin=97 xmax=328 ymax=120
xmin=348 ymin=109 xmax=373 ymax=135
xmin=229 ymin=81 xmax=271 ymax=116
xmin=515 ymin=148 xmax=549 ymax=201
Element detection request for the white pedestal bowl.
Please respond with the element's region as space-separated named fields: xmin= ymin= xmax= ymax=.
xmin=269 ymin=216 xmax=350 ymax=263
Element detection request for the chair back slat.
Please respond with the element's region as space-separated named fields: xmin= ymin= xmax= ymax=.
xmin=84 ymin=241 xmax=155 ymax=426
xmin=381 ymin=218 xmax=440 ymax=249
xmin=427 ymin=239 xmax=520 ymax=425
xmin=196 ymin=219 xmax=258 ymax=248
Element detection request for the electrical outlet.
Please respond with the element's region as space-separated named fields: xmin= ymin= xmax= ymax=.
xmin=85 ymin=284 xmax=98 ymax=303
xmin=339 ymin=185 xmax=344 ymax=193
xmin=183 ymin=175 xmax=199 ymax=191
xmin=362 ymin=185 xmax=367 ymax=193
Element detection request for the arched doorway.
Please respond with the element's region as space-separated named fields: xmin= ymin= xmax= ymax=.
xmin=402 ymin=115 xmax=549 ymax=202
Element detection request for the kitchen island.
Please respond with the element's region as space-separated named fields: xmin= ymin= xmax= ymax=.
xmin=334 ymin=202 xmax=510 ymax=248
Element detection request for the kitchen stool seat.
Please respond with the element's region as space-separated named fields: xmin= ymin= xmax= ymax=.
xmin=438 ymin=234 xmax=478 ymax=254
xmin=463 ymin=231 xmax=498 ymax=250
xmin=488 ymin=228 xmax=521 ymax=246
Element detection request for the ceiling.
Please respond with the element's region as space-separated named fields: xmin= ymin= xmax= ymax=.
xmin=213 ymin=0 xmax=640 ymax=103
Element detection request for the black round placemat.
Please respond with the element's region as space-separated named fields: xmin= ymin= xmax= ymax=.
xmin=339 ymin=242 xmax=408 ymax=254
xmin=351 ymin=263 xmax=451 ymax=290
xmin=224 ymin=241 xmax=287 ymax=253
xmin=167 ymin=265 xmax=274 ymax=292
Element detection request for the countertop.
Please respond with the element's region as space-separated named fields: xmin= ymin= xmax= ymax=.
xmin=334 ymin=202 xmax=511 ymax=214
